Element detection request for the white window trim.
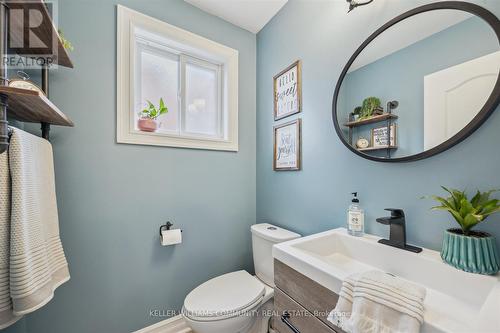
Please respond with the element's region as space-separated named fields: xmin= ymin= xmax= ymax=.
xmin=117 ymin=5 xmax=239 ymax=151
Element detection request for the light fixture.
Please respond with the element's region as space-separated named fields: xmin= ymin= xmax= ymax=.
xmin=347 ymin=0 xmax=374 ymax=12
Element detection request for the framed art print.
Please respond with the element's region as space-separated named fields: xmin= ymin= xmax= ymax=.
xmin=371 ymin=124 xmax=397 ymax=148
xmin=273 ymin=60 xmax=302 ymax=121
xmin=273 ymin=119 xmax=301 ymax=171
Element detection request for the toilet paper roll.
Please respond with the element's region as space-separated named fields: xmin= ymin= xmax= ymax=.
xmin=160 ymin=229 xmax=182 ymax=246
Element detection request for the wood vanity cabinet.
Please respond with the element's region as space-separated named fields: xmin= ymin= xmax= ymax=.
xmin=272 ymin=259 xmax=345 ymax=333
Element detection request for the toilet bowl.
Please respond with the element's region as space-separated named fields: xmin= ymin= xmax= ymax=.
xmin=182 ymin=271 xmax=274 ymax=333
xmin=182 ymin=224 xmax=300 ymax=333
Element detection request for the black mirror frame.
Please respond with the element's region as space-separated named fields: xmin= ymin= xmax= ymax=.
xmin=332 ymin=1 xmax=500 ymax=162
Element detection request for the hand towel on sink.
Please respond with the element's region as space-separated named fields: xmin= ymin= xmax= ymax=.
xmin=328 ymin=270 xmax=426 ymax=333
xmin=327 ymin=273 xmax=358 ymax=330
xmin=8 ymin=129 xmax=70 ymax=315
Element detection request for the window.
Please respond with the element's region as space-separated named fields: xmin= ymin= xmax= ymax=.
xmin=117 ymin=5 xmax=238 ymax=151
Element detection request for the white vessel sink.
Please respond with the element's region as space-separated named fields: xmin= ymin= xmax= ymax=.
xmin=273 ymin=228 xmax=500 ymax=333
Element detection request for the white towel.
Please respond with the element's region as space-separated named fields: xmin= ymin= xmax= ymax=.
xmin=328 ymin=271 xmax=426 ymax=333
xmin=0 ymin=146 xmax=22 ymax=329
xmin=0 ymin=128 xmax=70 ymax=327
xmin=328 ymin=273 xmax=359 ymax=330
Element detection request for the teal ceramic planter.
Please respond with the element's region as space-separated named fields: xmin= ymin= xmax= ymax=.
xmin=441 ymin=229 xmax=500 ymax=275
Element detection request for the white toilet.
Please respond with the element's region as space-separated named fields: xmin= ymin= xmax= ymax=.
xmin=182 ymin=223 xmax=300 ymax=333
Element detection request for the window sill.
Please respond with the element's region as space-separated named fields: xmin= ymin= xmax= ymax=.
xmin=117 ymin=130 xmax=238 ymax=152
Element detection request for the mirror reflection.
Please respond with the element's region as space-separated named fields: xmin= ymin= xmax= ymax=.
xmin=336 ymin=10 xmax=499 ymax=159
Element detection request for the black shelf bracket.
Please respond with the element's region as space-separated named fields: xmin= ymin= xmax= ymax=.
xmin=0 ymin=1 xmax=9 ymax=155
xmin=41 ymin=64 xmax=50 ymax=140
xmin=385 ymin=100 xmax=398 ymax=158
xmin=0 ymin=94 xmax=8 ymax=154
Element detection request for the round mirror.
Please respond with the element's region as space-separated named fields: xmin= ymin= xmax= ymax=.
xmin=333 ymin=2 xmax=500 ymax=162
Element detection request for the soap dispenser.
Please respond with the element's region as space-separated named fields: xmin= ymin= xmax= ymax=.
xmin=347 ymin=192 xmax=364 ymax=236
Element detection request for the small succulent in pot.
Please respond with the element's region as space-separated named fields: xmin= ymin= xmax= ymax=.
xmin=425 ymin=187 xmax=500 ymax=274
xmin=137 ymin=98 xmax=168 ymax=132
xmin=352 ymin=106 xmax=362 ymax=120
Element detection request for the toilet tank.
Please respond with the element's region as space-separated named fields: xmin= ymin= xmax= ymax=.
xmin=251 ymin=223 xmax=301 ymax=286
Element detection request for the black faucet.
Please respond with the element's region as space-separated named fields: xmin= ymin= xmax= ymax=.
xmin=376 ymin=209 xmax=422 ymax=253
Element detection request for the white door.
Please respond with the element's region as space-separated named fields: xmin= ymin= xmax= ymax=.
xmin=424 ymin=51 xmax=500 ymax=150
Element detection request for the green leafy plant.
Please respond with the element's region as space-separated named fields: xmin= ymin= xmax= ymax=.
xmin=359 ymin=97 xmax=381 ymax=119
xmin=361 ymin=97 xmax=381 ymax=117
xmin=139 ymin=98 xmax=168 ymax=120
xmin=58 ymin=29 xmax=74 ymax=51
xmin=424 ymin=187 xmax=500 ymax=236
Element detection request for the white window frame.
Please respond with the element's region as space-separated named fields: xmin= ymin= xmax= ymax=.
xmin=117 ymin=5 xmax=239 ymax=151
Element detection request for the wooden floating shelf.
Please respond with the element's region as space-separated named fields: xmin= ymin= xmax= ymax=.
xmin=344 ymin=113 xmax=398 ymax=128
xmin=0 ymin=86 xmax=73 ymax=126
xmin=7 ymin=0 xmax=73 ymax=68
xmin=358 ymin=146 xmax=398 ymax=152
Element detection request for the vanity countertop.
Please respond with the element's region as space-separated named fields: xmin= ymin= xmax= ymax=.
xmin=273 ymin=228 xmax=500 ymax=333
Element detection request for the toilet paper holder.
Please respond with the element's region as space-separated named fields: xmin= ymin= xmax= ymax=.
xmin=159 ymin=221 xmax=183 ymax=246
xmin=159 ymin=221 xmax=183 ymax=235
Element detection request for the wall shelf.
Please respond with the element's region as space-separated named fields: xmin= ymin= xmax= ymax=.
xmin=358 ymin=146 xmax=397 ymax=152
xmin=7 ymin=0 xmax=73 ymax=68
xmin=0 ymin=0 xmax=75 ymax=153
xmin=344 ymin=113 xmax=398 ymax=128
xmin=345 ymin=101 xmax=399 ymax=159
xmin=0 ymin=86 xmax=73 ymax=126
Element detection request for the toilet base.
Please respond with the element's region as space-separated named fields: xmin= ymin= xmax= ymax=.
xmin=184 ymin=297 xmax=274 ymax=333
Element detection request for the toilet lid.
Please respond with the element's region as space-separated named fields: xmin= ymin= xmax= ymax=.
xmin=183 ymin=270 xmax=265 ymax=319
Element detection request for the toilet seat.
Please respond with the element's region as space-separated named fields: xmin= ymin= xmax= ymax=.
xmin=183 ymin=270 xmax=265 ymax=322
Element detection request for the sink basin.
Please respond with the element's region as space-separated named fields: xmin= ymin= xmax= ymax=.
xmin=273 ymin=228 xmax=500 ymax=332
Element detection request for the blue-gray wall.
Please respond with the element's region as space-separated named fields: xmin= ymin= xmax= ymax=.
xmin=5 ymin=0 xmax=256 ymax=332
xmin=256 ymin=0 xmax=500 ymax=251
xmin=4 ymin=1 xmax=500 ymax=332
xmin=338 ymin=16 xmax=497 ymax=157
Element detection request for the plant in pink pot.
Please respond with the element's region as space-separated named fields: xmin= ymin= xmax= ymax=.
xmin=137 ymin=98 xmax=168 ymax=132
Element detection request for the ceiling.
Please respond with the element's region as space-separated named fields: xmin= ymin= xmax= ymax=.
xmin=184 ymin=0 xmax=288 ymax=33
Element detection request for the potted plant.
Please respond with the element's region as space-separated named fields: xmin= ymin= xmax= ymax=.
xmin=58 ymin=29 xmax=74 ymax=51
xmin=359 ymin=96 xmax=381 ymax=120
xmin=137 ymin=98 xmax=168 ymax=132
xmin=425 ymin=187 xmax=500 ymax=275
xmin=352 ymin=106 xmax=362 ymax=121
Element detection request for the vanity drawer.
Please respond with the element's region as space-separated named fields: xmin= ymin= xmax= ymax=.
xmin=274 ymin=259 xmax=340 ymax=330
xmin=273 ymin=287 xmax=335 ymax=333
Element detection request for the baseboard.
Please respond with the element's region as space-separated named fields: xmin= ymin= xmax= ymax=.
xmin=132 ymin=315 xmax=191 ymax=333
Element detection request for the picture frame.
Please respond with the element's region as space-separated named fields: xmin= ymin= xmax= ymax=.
xmin=273 ymin=119 xmax=301 ymax=171
xmin=273 ymin=60 xmax=302 ymax=121
xmin=371 ymin=124 xmax=397 ymax=147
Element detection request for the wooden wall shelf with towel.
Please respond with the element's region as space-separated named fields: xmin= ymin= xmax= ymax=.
xmin=0 ymin=0 xmax=74 ymax=154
